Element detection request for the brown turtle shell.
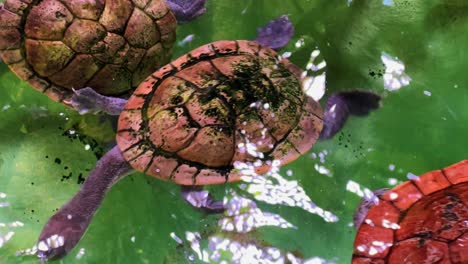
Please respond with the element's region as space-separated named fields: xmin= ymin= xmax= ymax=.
xmin=352 ymin=160 xmax=468 ymax=264
xmin=0 ymin=0 xmax=176 ymax=104
xmin=116 ymin=40 xmax=323 ymax=185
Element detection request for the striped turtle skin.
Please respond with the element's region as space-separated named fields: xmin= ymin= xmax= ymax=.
xmin=116 ymin=40 xmax=324 ymax=185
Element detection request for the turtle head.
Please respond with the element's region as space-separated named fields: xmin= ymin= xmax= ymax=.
xmin=36 ymin=212 xmax=89 ymax=261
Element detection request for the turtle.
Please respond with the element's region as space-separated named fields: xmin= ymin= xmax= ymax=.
xmin=34 ymin=40 xmax=381 ymax=260
xmin=0 ymin=0 xmax=206 ymax=107
xmin=352 ymin=160 xmax=468 ymax=263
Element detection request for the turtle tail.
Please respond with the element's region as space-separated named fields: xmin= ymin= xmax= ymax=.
xmin=319 ymin=90 xmax=381 ymax=140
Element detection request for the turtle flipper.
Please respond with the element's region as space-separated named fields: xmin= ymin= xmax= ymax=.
xmin=337 ymin=90 xmax=381 ymax=116
xmin=165 ymin=0 xmax=206 ymax=23
xmin=353 ymin=188 xmax=389 ymax=229
xmin=181 ymin=186 xmax=225 ymax=213
xmin=64 ymin=87 xmax=128 ymax=116
xmin=254 ymin=15 xmax=294 ymax=51
xmin=320 ymin=90 xmax=381 ymax=139
xmin=37 ymin=146 xmax=132 ymax=261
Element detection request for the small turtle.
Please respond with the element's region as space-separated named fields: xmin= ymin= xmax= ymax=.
xmin=0 ymin=0 xmax=205 ymax=106
xmin=352 ymin=160 xmax=468 ymax=263
xmin=35 ymin=40 xmax=381 ymax=260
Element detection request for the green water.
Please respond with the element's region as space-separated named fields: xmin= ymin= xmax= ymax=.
xmin=1 ymin=0 xmax=468 ymax=263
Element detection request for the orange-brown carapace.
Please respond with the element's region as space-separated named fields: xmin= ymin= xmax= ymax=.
xmin=352 ymin=160 xmax=468 ymax=264
xmin=116 ymin=40 xmax=323 ymax=185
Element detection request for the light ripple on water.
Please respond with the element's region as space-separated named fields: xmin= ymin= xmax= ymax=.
xmin=0 ymin=192 xmax=23 ymax=251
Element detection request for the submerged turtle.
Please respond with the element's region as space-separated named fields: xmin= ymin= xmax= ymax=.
xmin=0 ymin=0 xmax=205 ymax=105
xmin=352 ymin=160 xmax=468 ymax=263
xmin=35 ymin=40 xmax=381 ymax=260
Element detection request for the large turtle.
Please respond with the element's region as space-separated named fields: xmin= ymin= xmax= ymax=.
xmin=0 ymin=0 xmax=205 ymax=106
xmin=352 ymin=160 xmax=468 ymax=263
xmin=35 ymin=40 xmax=381 ymax=260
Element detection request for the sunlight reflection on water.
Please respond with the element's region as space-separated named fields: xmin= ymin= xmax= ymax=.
xmin=381 ymin=52 xmax=411 ymax=91
xmin=0 ymin=192 xmax=20 ymax=250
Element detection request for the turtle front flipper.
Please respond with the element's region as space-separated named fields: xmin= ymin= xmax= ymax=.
xmin=64 ymin=87 xmax=128 ymax=116
xmin=352 ymin=188 xmax=389 ymax=229
xmin=320 ymin=90 xmax=381 ymax=140
xmin=165 ymin=0 xmax=206 ymax=23
xmin=254 ymin=15 xmax=294 ymax=51
xmin=181 ymin=186 xmax=225 ymax=213
xmin=37 ymin=146 xmax=132 ymax=261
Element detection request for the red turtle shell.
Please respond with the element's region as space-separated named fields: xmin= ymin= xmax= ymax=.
xmin=352 ymin=160 xmax=468 ymax=264
xmin=0 ymin=0 xmax=176 ymax=104
xmin=116 ymin=40 xmax=323 ymax=185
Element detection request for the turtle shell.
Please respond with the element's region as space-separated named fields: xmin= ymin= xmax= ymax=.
xmin=352 ymin=160 xmax=468 ymax=263
xmin=0 ymin=0 xmax=176 ymax=103
xmin=116 ymin=40 xmax=323 ymax=185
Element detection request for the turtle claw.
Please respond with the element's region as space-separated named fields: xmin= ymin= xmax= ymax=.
xmin=36 ymin=212 xmax=88 ymax=261
xmin=181 ymin=186 xmax=225 ymax=214
xmin=254 ymin=15 xmax=294 ymax=50
xmin=65 ymin=87 xmax=127 ymax=116
xmin=165 ymin=0 xmax=206 ymax=23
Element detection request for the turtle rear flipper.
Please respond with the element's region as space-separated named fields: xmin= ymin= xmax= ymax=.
xmin=254 ymin=15 xmax=294 ymax=51
xmin=336 ymin=90 xmax=381 ymax=116
xmin=320 ymin=90 xmax=381 ymax=140
xmin=181 ymin=186 xmax=225 ymax=214
xmin=165 ymin=0 xmax=206 ymax=23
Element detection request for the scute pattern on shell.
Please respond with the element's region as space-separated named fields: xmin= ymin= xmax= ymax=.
xmin=0 ymin=0 xmax=176 ymax=103
xmin=352 ymin=160 xmax=468 ymax=264
xmin=116 ymin=40 xmax=323 ymax=186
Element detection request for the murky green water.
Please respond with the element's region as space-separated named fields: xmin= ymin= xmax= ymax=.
xmin=1 ymin=0 xmax=468 ymax=263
